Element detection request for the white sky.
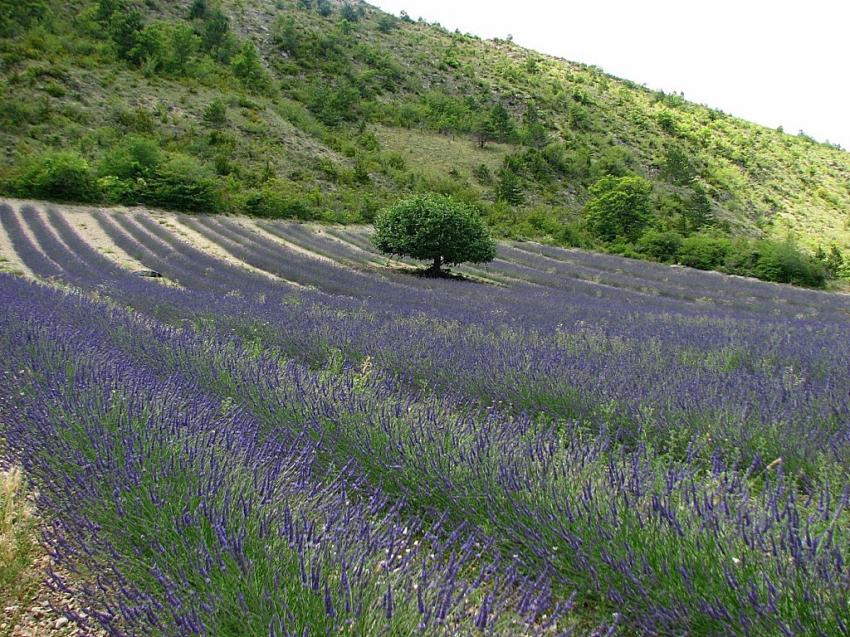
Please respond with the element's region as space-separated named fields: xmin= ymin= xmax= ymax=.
xmin=369 ymin=0 xmax=850 ymax=150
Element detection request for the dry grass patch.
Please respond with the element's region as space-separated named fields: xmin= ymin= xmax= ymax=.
xmin=0 ymin=467 xmax=38 ymax=633
xmin=372 ymin=125 xmax=515 ymax=187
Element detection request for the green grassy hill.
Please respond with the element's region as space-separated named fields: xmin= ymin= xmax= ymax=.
xmin=2 ymin=0 xmax=849 ymax=284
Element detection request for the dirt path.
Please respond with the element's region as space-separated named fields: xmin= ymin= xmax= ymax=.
xmin=3 ymin=557 xmax=105 ymax=637
xmin=0 ymin=202 xmax=43 ymax=279
xmin=0 ymin=216 xmax=29 ymax=278
xmin=63 ymin=209 xmax=149 ymax=273
xmin=0 ymin=466 xmax=105 ymax=637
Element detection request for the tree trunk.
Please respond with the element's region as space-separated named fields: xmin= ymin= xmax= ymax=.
xmin=430 ymin=255 xmax=442 ymax=274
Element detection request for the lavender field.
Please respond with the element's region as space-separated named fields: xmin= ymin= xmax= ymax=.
xmin=1 ymin=201 xmax=849 ymax=636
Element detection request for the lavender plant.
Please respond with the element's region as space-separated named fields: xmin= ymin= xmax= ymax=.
xmin=2 ymin=201 xmax=849 ymax=635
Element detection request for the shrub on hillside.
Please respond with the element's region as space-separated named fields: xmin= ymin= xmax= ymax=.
xmin=472 ymin=163 xmax=492 ymax=185
xmin=591 ymin=145 xmax=635 ymax=179
xmin=677 ymin=234 xmax=732 ymax=270
xmin=558 ymin=221 xmax=591 ymax=248
xmin=105 ymin=10 xmax=145 ymax=62
xmin=1 ymin=0 xmax=49 ymax=36
xmin=97 ymin=175 xmax=137 ymax=204
xmin=241 ymin=180 xmax=315 ymax=220
xmin=637 ymin=229 xmax=684 ymax=262
xmin=139 ymin=154 xmax=222 ymax=213
xmin=662 ymin=145 xmax=699 ymax=185
xmin=110 ymin=106 xmax=156 ymax=134
xmin=495 ymin=168 xmax=524 ymax=205
xmin=584 ymin=175 xmax=652 ymax=242
xmin=231 ymin=40 xmax=270 ymax=93
xmin=8 ymin=151 xmax=99 ymax=202
xmin=683 ymin=184 xmax=717 ymax=232
xmin=306 ymin=80 xmax=359 ymax=126
xmin=131 ymin=22 xmax=200 ymax=76
xmin=814 ymin=245 xmax=845 ymax=279
xmin=656 ymin=109 xmax=678 ymax=135
xmin=203 ymin=99 xmax=228 ymax=127
xmin=748 ymin=240 xmax=826 ymax=287
xmin=99 ymin=135 xmax=162 ymax=181
xmin=199 ymin=9 xmax=237 ymax=62
xmin=96 ymin=136 xmax=164 ymax=204
xmin=607 ymin=241 xmax=642 ymax=259
xmin=376 ymin=14 xmax=398 ymax=33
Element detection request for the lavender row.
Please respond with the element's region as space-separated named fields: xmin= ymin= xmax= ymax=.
xmin=4 ymin=271 xmax=850 ymax=634
xmin=9 ymin=205 xmax=850 ymax=475
xmin=0 ymin=274 xmax=574 ymax=636
xmin=1 ymin=205 xmax=848 ymax=632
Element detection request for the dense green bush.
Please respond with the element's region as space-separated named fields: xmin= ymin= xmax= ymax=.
xmin=747 ymin=240 xmax=825 ymax=287
xmin=558 ymin=221 xmax=591 ymax=248
xmin=241 ymin=180 xmax=315 ymax=220
xmin=662 ymin=145 xmax=699 ymax=185
xmin=656 ymin=109 xmax=678 ymax=135
xmin=495 ymin=168 xmax=524 ymax=205
xmin=99 ymin=135 xmax=162 ymax=180
xmin=521 ymin=103 xmax=549 ymax=149
xmin=198 ymin=8 xmax=236 ymax=62
xmin=376 ymin=14 xmax=398 ymax=34
xmin=203 ymin=99 xmax=228 ymax=127
xmin=506 ymin=149 xmax=556 ymax=185
xmin=8 ymin=151 xmax=100 ymax=202
xmin=814 ymin=245 xmax=845 ymax=279
xmin=584 ymin=175 xmax=652 ymax=241
xmin=340 ymin=3 xmax=363 ymax=22
xmin=231 ymin=41 xmax=270 ymax=93
xmin=567 ymin=104 xmax=591 ymax=130
xmin=1 ymin=0 xmax=49 ymax=36
xmin=636 ymin=229 xmax=684 ymax=262
xmin=417 ymin=93 xmax=487 ymax=135
xmin=97 ymin=175 xmax=137 ymax=204
xmin=592 ymin=145 xmax=635 ymax=179
xmin=472 ymin=163 xmax=492 ymax=184
xmin=677 ymin=234 xmax=732 ymax=270
xmin=131 ymin=21 xmax=199 ymax=76
xmin=682 ymin=184 xmax=717 ymax=231
xmin=111 ymin=106 xmax=156 ymax=134
xmin=488 ymin=103 xmax=517 ymax=143
xmin=139 ymin=154 xmax=221 ymax=213
xmin=720 ymin=238 xmax=826 ymax=287
xmin=188 ymin=0 xmax=207 ymax=19
xmin=306 ymin=80 xmax=359 ymax=126
xmin=105 ymin=9 xmax=144 ymax=61
xmin=96 ymin=136 xmax=165 ymax=204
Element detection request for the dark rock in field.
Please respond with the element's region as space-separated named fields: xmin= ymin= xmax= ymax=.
xmin=135 ymin=269 xmax=163 ymax=278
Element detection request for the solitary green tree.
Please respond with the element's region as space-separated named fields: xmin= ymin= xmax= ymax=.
xmin=495 ymin=167 xmax=524 ymax=205
xmin=372 ymin=194 xmax=496 ymax=275
xmin=488 ymin=103 xmax=515 ymax=142
xmin=584 ymin=175 xmax=652 ymax=242
xmin=474 ymin=115 xmax=496 ymax=148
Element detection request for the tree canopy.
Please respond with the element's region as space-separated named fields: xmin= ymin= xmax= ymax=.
xmin=584 ymin=175 xmax=652 ymax=242
xmin=372 ymin=194 xmax=496 ymax=274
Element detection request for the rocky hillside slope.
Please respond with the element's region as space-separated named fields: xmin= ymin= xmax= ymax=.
xmin=1 ymin=0 xmax=848 ymax=263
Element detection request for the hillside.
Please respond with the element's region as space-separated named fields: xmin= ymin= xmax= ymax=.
xmin=1 ymin=0 xmax=849 ymax=281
